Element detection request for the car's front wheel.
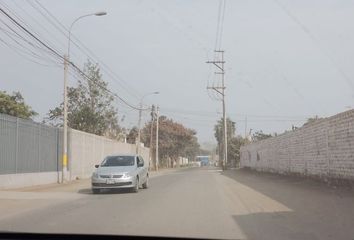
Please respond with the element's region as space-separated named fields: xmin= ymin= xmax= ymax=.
xmin=132 ymin=176 xmax=139 ymax=193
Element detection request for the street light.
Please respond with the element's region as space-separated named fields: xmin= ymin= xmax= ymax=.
xmin=62 ymin=11 xmax=107 ymax=183
xmin=136 ymin=92 xmax=159 ymax=154
xmin=67 ymin=11 xmax=107 ymax=56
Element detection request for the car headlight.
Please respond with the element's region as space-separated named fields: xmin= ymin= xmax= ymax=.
xmin=92 ymin=172 xmax=99 ymax=178
xmin=122 ymin=173 xmax=131 ymax=179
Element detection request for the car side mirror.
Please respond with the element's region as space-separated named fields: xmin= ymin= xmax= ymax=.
xmin=95 ymin=164 xmax=99 ymax=168
xmin=138 ymin=162 xmax=143 ymax=168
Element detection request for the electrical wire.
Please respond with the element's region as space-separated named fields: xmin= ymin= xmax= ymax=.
xmin=207 ymin=0 xmax=226 ymax=102
xmin=217 ymin=0 xmax=227 ymax=51
xmin=14 ymin=1 xmax=68 ymax=52
xmin=0 ymin=26 xmax=56 ymax=63
xmin=0 ymin=22 xmax=59 ymax=61
xmin=0 ymin=35 xmax=59 ymax=67
xmin=0 ymin=17 xmax=62 ymax=65
xmin=0 ymin=6 xmax=148 ymax=112
xmin=0 ymin=1 xmax=61 ymax=62
xmin=273 ymin=0 xmax=354 ymax=92
xmin=68 ymin=61 xmax=148 ymax=111
xmin=0 ymin=7 xmax=63 ymax=60
xmin=33 ymin=0 xmax=143 ymax=101
xmin=160 ymin=107 xmax=310 ymax=119
xmin=214 ymin=0 xmax=223 ymax=55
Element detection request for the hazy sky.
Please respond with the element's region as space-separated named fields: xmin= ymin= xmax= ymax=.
xmin=1 ymin=0 xmax=354 ymax=144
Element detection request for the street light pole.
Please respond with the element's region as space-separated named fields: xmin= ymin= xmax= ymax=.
xmin=62 ymin=11 xmax=107 ymax=183
xmin=155 ymin=106 xmax=159 ymax=171
xmin=62 ymin=54 xmax=68 ymax=183
xmin=67 ymin=12 xmax=107 ymax=58
xmin=149 ymin=105 xmax=155 ymax=171
xmin=136 ymin=92 xmax=159 ymax=155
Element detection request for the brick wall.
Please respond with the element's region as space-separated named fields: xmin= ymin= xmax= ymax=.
xmin=240 ymin=110 xmax=354 ymax=180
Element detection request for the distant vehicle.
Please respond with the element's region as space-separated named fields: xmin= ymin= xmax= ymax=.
xmin=196 ymin=156 xmax=209 ymax=167
xmin=91 ymin=154 xmax=149 ymax=194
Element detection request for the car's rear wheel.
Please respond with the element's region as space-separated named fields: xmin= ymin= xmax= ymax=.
xmin=132 ymin=176 xmax=139 ymax=193
xmin=92 ymin=189 xmax=100 ymax=194
xmin=142 ymin=174 xmax=149 ymax=189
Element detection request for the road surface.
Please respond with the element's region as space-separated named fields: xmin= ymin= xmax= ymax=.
xmin=1 ymin=167 xmax=354 ymax=239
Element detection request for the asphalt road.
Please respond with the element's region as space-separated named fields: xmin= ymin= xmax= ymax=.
xmin=1 ymin=167 xmax=354 ymax=239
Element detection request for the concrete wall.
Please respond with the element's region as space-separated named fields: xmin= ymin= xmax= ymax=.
xmin=0 ymin=116 xmax=150 ymax=189
xmin=240 ymin=110 xmax=354 ymax=180
xmin=0 ymin=172 xmax=61 ymax=190
xmin=68 ymin=129 xmax=150 ymax=180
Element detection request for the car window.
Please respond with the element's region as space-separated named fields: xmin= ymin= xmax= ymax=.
xmin=138 ymin=156 xmax=144 ymax=166
xmin=100 ymin=156 xmax=135 ymax=167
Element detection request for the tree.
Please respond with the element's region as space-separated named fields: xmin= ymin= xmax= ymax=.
xmin=214 ymin=117 xmax=235 ymax=145
xmin=228 ymin=136 xmax=248 ymax=167
xmin=46 ymin=60 xmax=121 ymax=139
xmin=182 ymin=136 xmax=200 ymax=161
xmin=214 ymin=118 xmax=236 ymax=163
xmin=126 ymin=127 xmax=138 ymax=144
xmin=214 ymin=117 xmax=248 ymax=167
xmin=0 ymin=91 xmax=37 ymax=119
xmin=303 ymin=115 xmax=323 ymax=126
xmin=252 ymin=130 xmax=272 ymax=142
xmin=141 ymin=116 xmax=200 ymax=168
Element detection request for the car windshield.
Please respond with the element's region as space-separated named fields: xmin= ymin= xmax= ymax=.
xmin=101 ymin=156 xmax=135 ymax=167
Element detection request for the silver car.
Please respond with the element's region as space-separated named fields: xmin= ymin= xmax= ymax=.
xmin=91 ymin=154 xmax=149 ymax=194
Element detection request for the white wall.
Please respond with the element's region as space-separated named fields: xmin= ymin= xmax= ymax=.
xmin=0 ymin=172 xmax=61 ymax=190
xmin=0 ymin=127 xmax=150 ymax=189
xmin=240 ymin=110 xmax=354 ymax=180
xmin=68 ymin=129 xmax=150 ymax=180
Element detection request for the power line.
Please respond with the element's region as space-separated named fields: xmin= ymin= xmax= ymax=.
xmin=0 ymin=35 xmax=59 ymax=67
xmin=160 ymin=107 xmax=311 ymax=119
xmin=0 ymin=6 xmax=148 ymax=112
xmin=0 ymin=5 xmax=60 ymax=63
xmin=68 ymin=62 xmax=147 ymax=111
xmin=33 ymin=0 xmax=143 ymax=101
xmin=273 ymin=0 xmax=354 ymax=92
xmin=0 ymin=7 xmax=63 ymax=60
xmin=151 ymin=2 xmax=211 ymax=60
xmin=214 ymin=0 xmax=223 ymax=53
xmin=0 ymin=19 xmax=61 ymax=65
xmin=14 ymin=0 xmax=68 ymax=52
xmin=217 ymin=0 xmax=227 ymax=51
xmin=0 ymin=2 xmax=48 ymax=45
xmin=0 ymin=26 xmax=49 ymax=61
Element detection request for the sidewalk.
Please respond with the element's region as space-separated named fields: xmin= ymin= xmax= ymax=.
xmin=0 ymin=167 xmax=187 ymax=220
xmin=2 ymin=167 xmax=183 ymax=193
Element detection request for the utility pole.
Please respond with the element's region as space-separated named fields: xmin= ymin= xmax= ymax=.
xmin=62 ymin=54 xmax=69 ymax=183
xmin=136 ymin=102 xmax=143 ymax=154
xmin=149 ymin=105 xmax=155 ymax=171
xmin=63 ymin=11 xmax=107 ymax=183
xmin=155 ymin=106 xmax=159 ymax=171
xmin=207 ymin=50 xmax=227 ymax=170
xmin=62 ymin=54 xmax=69 ymax=182
xmin=136 ymin=92 xmax=159 ymax=155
